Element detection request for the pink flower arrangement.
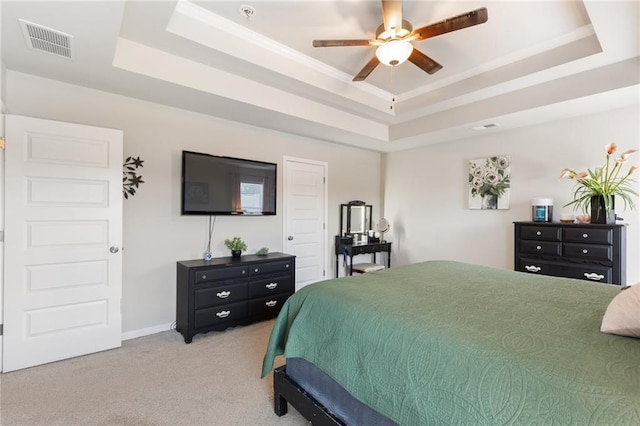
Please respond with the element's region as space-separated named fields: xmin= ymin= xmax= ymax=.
xmin=560 ymin=142 xmax=638 ymax=214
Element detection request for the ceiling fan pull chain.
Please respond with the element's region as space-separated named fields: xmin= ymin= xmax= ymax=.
xmin=390 ymin=68 xmax=396 ymax=110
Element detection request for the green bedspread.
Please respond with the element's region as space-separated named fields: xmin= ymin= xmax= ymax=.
xmin=262 ymin=261 xmax=640 ymax=425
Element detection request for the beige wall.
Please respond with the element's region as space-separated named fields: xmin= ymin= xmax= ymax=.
xmin=383 ymin=105 xmax=640 ymax=284
xmin=4 ymin=71 xmax=382 ymax=335
xmin=4 ymin=69 xmax=639 ymax=337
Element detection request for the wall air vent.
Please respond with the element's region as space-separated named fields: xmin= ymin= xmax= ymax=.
xmin=19 ymin=19 xmax=73 ymax=59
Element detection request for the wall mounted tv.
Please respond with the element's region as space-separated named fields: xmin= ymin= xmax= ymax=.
xmin=181 ymin=151 xmax=277 ymax=216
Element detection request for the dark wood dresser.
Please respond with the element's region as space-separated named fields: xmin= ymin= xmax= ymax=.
xmin=514 ymin=222 xmax=626 ymax=285
xmin=176 ymin=252 xmax=295 ymax=343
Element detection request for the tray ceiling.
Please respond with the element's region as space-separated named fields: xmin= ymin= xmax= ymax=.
xmin=1 ymin=0 xmax=639 ymax=152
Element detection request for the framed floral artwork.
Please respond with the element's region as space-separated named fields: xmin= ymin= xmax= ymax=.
xmin=468 ymin=156 xmax=511 ymax=209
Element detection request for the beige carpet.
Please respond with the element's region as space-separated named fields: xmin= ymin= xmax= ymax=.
xmin=0 ymin=320 xmax=308 ymax=425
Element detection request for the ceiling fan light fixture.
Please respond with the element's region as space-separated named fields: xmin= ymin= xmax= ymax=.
xmin=376 ymin=40 xmax=413 ymax=66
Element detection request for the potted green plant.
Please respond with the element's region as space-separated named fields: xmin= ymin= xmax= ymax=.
xmin=560 ymin=142 xmax=638 ymax=223
xmin=224 ymin=237 xmax=248 ymax=258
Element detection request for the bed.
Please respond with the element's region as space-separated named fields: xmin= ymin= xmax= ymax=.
xmin=262 ymin=260 xmax=640 ymax=425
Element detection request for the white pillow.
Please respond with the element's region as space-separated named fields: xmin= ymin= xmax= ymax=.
xmin=601 ymin=284 xmax=640 ymax=338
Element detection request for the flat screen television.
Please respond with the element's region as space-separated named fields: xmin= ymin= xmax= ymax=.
xmin=181 ymin=150 xmax=277 ymax=215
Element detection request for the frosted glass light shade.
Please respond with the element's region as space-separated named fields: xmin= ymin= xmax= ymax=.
xmin=376 ymin=40 xmax=413 ymax=66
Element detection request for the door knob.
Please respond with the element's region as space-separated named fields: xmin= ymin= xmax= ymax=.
xmin=288 ymin=236 xmax=293 ymax=240
xmin=110 ymin=246 xmax=120 ymax=254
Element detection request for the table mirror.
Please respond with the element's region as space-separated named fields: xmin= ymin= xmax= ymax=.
xmin=340 ymin=201 xmax=372 ymax=237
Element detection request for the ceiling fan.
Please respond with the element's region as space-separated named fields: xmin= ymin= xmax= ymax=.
xmin=312 ymin=1 xmax=488 ymax=81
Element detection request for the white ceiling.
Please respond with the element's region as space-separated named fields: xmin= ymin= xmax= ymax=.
xmin=1 ymin=0 xmax=639 ymax=152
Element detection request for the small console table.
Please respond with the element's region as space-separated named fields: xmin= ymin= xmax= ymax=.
xmin=335 ymin=236 xmax=392 ymax=277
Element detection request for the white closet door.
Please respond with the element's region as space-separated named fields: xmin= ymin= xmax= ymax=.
xmin=284 ymin=158 xmax=327 ymax=291
xmin=3 ymin=115 xmax=123 ymax=372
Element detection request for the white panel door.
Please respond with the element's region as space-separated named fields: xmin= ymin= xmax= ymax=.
xmin=284 ymin=158 xmax=327 ymax=291
xmin=3 ymin=115 xmax=123 ymax=372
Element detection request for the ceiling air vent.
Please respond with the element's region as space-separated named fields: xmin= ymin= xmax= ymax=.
xmin=471 ymin=123 xmax=500 ymax=131
xmin=19 ymin=19 xmax=73 ymax=59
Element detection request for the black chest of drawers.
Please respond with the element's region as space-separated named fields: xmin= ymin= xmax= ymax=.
xmin=514 ymin=222 xmax=626 ymax=285
xmin=176 ymin=252 xmax=295 ymax=343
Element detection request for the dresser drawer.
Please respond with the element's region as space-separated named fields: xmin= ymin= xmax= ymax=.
xmin=518 ymin=258 xmax=612 ymax=284
xmin=194 ymin=302 xmax=248 ymax=329
xmin=195 ymin=282 xmax=249 ymax=309
xmin=249 ymin=294 xmax=290 ymax=320
xmin=195 ymin=266 xmax=248 ymax=284
xmin=249 ymin=260 xmax=293 ymax=276
xmin=557 ymin=262 xmax=612 ymax=283
xmin=520 ymin=240 xmax=561 ymax=256
xmin=563 ymin=228 xmax=613 ymax=245
xmin=518 ymin=258 xmax=566 ymax=277
xmin=520 ymin=226 xmax=561 ymax=241
xmin=351 ymin=245 xmax=374 ymax=255
xmin=563 ymin=243 xmax=613 ymax=262
xmin=249 ymin=275 xmax=293 ymax=298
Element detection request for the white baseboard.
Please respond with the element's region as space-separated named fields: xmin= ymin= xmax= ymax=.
xmin=0 ymin=336 xmax=3 ymax=372
xmin=122 ymin=322 xmax=173 ymax=341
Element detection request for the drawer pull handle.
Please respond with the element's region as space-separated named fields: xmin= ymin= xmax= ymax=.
xmin=525 ymin=265 xmax=541 ymax=272
xmin=266 ymin=283 xmax=278 ymax=290
xmin=254 ymin=268 xmax=259 ymax=273
xmin=216 ymin=291 xmax=231 ymax=298
xmin=584 ymin=273 xmax=604 ymax=281
xmin=242 ymin=270 xmax=246 ymax=275
xmin=582 ymin=233 xmax=589 ymax=238
xmin=582 ymin=249 xmax=588 ymax=254
xmin=536 ymin=231 xmax=541 ymax=236
xmin=202 ymin=274 xmax=207 ymax=280
xmin=216 ymin=310 xmax=230 ymax=318
xmin=286 ymin=264 xmax=290 ymax=268
xmin=536 ymin=245 xmax=542 ymax=250
xmin=265 ymin=300 xmax=277 ymax=307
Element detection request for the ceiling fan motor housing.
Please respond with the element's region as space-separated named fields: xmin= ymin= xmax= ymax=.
xmin=375 ymin=20 xmax=413 ymax=41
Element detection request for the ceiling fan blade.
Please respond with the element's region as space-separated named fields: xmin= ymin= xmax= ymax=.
xmin=413 ymin=7 xmax=488 ymax=41
xmin=381 ymin=0 xmax=403 ymax=33
xmin=313 ymin=40 xmax=371 ymax=47
xmin=408 ymin=48 xmax=443 ymax=75
xmin=353 ymin=56 xmax=380 ymax=81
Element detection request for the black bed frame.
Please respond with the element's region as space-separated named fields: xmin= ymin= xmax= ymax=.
xmin=273 ymin=365 xmax=346 ymax=426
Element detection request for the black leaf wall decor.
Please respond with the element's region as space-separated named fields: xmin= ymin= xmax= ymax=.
xmin=123 ymin=156 xmax=145 ymax=199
